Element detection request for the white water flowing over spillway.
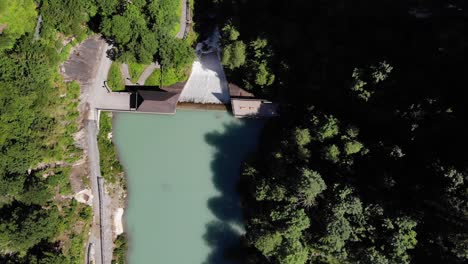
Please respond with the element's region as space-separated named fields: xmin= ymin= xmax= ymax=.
xmin=179 ymin=28 xmax=230 ymax=104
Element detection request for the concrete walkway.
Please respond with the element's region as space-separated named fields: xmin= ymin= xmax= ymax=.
xmin=88 ymin=46 xmax=131 ymax=119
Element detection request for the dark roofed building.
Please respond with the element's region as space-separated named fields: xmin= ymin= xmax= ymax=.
xmin=135 ymin=90 xmax=181 ymax=114
xmin=228 ymin=83 xmax=254 ymax=98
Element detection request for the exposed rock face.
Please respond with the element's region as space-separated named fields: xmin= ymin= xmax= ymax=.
xmin=114 ymin=208 xmax=124 ymax=237
xmin=74 ymin=189 xmax=94 ymax=206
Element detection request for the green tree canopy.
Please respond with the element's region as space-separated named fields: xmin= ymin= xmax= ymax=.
xmin=222 ymin=40 xmax=246 ymax=70
xmin=0 ymin=0 xmax=37 ymax=50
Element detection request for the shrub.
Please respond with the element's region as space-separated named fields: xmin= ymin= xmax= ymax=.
xmin=146 ymin=67 xmax=188 ymax=87
xmin=323 ymin=144 xmax=341 ymax=163
xmin=344 ymin=140 xmax=363 ymax=155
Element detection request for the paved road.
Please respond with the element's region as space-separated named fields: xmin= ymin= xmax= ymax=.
xmin=88 ymin=43 xmax=130 ymax=119
xmin=86 ymin=120 xmax=114 ymax=264
xmin=121 ymin=62 xmax=160 ymax=86
xmin=82 ymin=38 xmax=121 ymax=264
xmin=86 ymin=120 xmax=103 ymax=264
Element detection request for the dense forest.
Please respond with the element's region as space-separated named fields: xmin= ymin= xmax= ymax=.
xmin=99 ymin=0 xmax=186 ymax=63
xmin=0 ymin=0 xmax=189 ymax=263
xmin=98 ymin=0 xmax=194 ymax=84
xmin=203 ymin=0 xmax=468 ymax=263
xmin=1 ymin=0 xmax=467 ymax=263
xmin=0 ymin=0 xmax=95 ymax=262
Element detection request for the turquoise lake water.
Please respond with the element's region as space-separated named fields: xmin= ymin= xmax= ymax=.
xmin=113 ymin=110 xmax=264 ymax=264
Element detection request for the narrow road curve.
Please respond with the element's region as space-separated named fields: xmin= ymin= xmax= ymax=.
xmin=136 ymin=62 xmax=160 ymax=85
xmin=120 ymin=62 xmax=160 ymax=86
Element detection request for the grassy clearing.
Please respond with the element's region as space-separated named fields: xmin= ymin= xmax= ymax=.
xmin=98 ymin=112 xmax=125 ymax=185
xmin=146 ymin=67 xmax=189 ymax=87
xmin=108 ymin=62 xmax=126 ymax=91
xmin=128 ymin=62 xmax=147 ymax=83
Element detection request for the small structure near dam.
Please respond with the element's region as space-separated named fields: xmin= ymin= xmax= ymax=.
xmin=228 ymin=83 xmax=279 ymax=118
xmin=133 ymin=90 xmax=181 ymax=114
xmin=231 ymin=98 xmax=279 ymax=118
xmin=127 ymin=84 xmax=184 ymax=115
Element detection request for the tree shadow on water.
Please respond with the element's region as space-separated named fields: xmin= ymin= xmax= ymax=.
xmin=202 ymin=220 xmax=244 ymax=264
xmin=203 ymin=119 xmax=264 ymax=263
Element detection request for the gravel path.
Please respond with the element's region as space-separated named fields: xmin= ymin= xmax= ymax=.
xmin=136 ymin=62 xmax=160 ymax=85
xmin=86 ymin=120 xmax=114 ymax=264
xmin=86 ymin=120 xmax=103 ymax=264
xmin=120 ymin=62 xmax=159 ymax=86
xmin=120 ymin=63 xmax=134 ymax=86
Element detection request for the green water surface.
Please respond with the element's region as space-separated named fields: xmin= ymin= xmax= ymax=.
xmin=113 ymin=110 xmax=264 ymax=264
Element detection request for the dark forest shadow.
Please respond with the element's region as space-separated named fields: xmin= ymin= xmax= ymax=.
xmin=211 ymin=92 xmax=229 ymax=104
xmin=106 ymin=46 xmax=118 ymax=61
xmin=199 ymin=52 xmax=222 ymax=72
xmin=203 ymin=119 xmax=264 ymax=263
xmin=202 ymin=220 xmax=243 ymax=264
xmin=193 ymin=0 xmax=217 ymax=41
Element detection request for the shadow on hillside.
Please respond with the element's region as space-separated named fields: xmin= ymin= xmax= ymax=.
xmin=202 ymin=119 xmax=264 ymax=263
